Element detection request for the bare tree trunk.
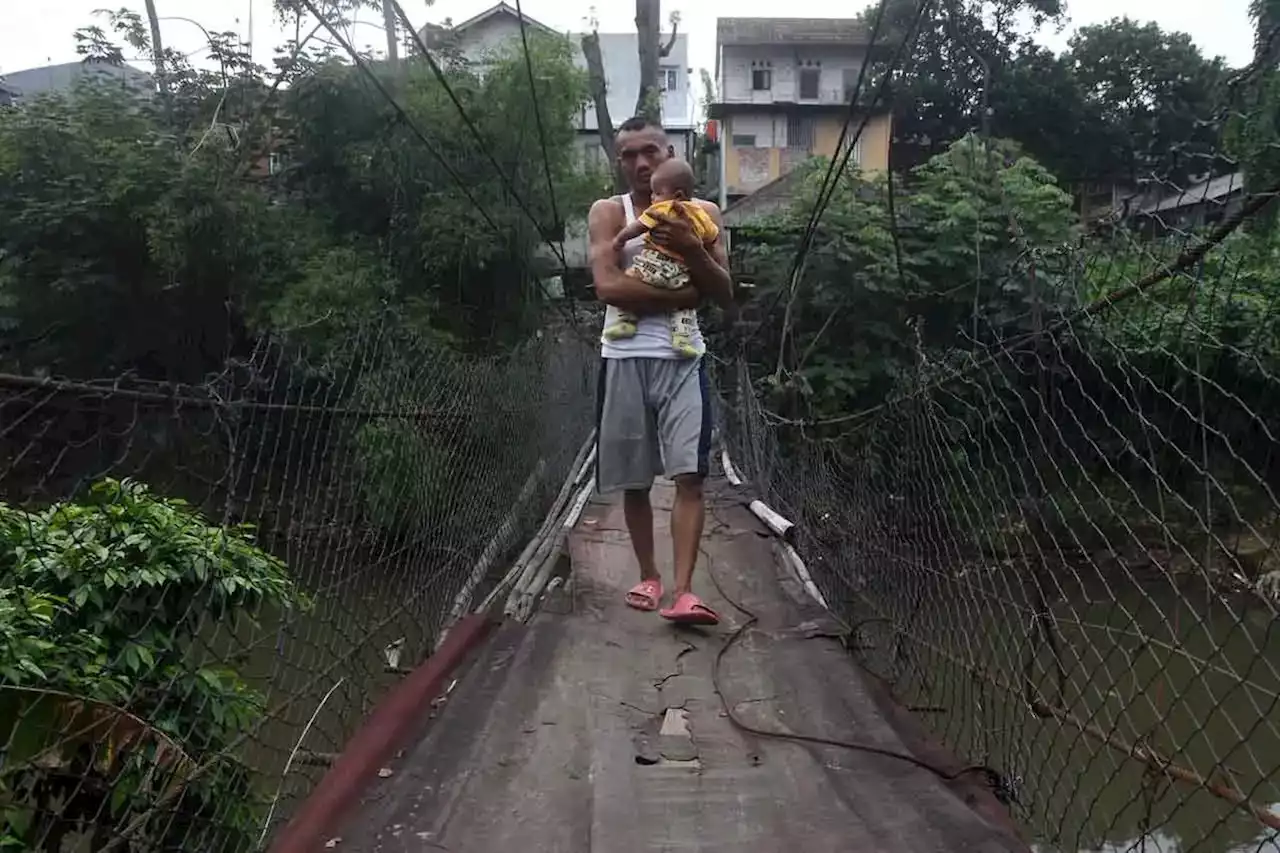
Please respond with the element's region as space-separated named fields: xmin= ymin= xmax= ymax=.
xmin=633 ymin=0 xmax=662 ymax=122
xmin=142 ymin=0 xmax=167 ymax=94
xmin=382 ymin=0 xmax=400 ymax=65
xmin=582 ymin=31 xmax=626 ymax=191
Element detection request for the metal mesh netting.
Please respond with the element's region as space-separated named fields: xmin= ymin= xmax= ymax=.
xmin=718 ymin=59 xmax=1280 ymax=853
xmin=0 ymin=316 xmax=595 ymax=850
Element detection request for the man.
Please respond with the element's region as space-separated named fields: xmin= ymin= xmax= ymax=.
xmin=588 ymin=115 xmax=734 ymax=625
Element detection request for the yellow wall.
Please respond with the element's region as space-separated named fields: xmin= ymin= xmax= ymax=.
xmin=724 ymin=111 xmax=892 ymax=197
xmin=815 ymin=113 xmax=892 ymax=171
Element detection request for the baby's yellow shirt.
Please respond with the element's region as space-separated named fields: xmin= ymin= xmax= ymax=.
xmin=637 ymin=199 xmax=719 ymax=257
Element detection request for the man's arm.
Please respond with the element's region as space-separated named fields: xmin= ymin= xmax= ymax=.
xmin=589 ymin=198 xmax=700 ymax=314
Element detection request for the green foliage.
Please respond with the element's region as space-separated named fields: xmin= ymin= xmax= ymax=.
xmin=0 ymin=81 xmax=291 ymax=379
xmin=1085 ymin=228 xmax=1280 ymax=375
xmin=863 ymin=0 xmax=1227 ymax=190
xmin=1065 ymin=17 xmax=1228 ymax=185
xmin=0 ymin=15 xmax=596 ymax=563
xmin=0 ymin=478 xmax=307 ymax=851
xmin=738 ymin=136 xmax=1078 ymax=416
xmin=0 ymin=21 xmax=594 ymax=380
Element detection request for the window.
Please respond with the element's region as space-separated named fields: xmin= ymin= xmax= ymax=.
xmin=731 ymin=134 xmax=757 ymax=147
xmin=660 ymin=67 xmax=679 ymax=91
xmin=787 ymin=116 xmax=815 ymax=151
xmin=799 ymin=68 xmax=820 ymax=100
xmin=841 ymin=67 xmax=860 ymax=103
xmin=751 ymin=68 xmax=771 ymax=91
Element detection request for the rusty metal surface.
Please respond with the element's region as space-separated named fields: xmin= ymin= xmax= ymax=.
xmin=335 ymin=480 xmax=1028 ymax=852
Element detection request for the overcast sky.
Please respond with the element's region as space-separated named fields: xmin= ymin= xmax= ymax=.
xmin=3 ymin=0 xmax=1255 ymax=95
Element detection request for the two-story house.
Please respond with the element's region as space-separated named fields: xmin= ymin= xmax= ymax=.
xmin=708 ymin=17 xmax=892 ymax=220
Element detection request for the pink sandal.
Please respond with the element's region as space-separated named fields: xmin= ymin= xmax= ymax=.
xmin=660 ymin=592 xmax=720 ymax=626
xmin=625 ymin=578 xmax=663 ymax=612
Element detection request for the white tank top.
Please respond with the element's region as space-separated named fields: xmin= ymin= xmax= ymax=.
xmin=600 ymin=193 xmax=705 ymax=360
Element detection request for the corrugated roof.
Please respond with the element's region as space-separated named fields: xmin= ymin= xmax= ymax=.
xmin=717 ymin=17 xmax=871 ymax=47
xmin=723 ymin=168 xmax=806 ymax=226
xmin=1138 ymin=172 xmax=1243 ymax=215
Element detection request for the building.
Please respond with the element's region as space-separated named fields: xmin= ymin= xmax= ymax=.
xmin=708 ymin=17 xmax=893 ymax=216
xmin=573 ymin=31 xmax=696 ymax=168
xmin=418 ymin=3 xmax=696 ymax=165
xmin=0 ymin=60 xmax=153 ymax=103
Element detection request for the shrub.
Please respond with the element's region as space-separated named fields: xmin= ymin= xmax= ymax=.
xmin=0 ymin=478 xmax=308 ymax=852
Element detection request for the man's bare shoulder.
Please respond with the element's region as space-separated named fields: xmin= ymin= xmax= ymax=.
xmin=589 ymin=196 xmax=625 ymax=222
xmin=692 ymin=198 xmax=724 ymax=225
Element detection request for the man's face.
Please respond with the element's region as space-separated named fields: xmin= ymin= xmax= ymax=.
xmin=616 ymin=126 xmax=673 ymax=193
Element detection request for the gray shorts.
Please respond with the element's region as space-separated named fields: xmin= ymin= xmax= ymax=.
xmin=595 ymin=357 xmax=712 ymax=493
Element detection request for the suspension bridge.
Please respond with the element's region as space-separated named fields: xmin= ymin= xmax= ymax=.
xmin=3 ymin=0 xmax=1280 ymax=850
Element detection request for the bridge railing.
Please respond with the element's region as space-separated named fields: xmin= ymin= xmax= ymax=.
xmin=719 ymin=150 xmax=1280 ymax=853
xmin=0 ymin=317 xmax=596 ymax=851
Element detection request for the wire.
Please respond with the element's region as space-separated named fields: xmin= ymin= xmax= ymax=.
xmin=793 ymin=0 xmax=893 ymax=252
xmin=292 ymin=0 xmax=596 ymax=347
xmin=701 ymin=504 xmax=1008 ymax=798
xmin=743 ymin=0 xmax=935 ymax=356
xmin=386 ymin=0 xmax=568 ymax=272
xmin=514 ymin=0 xmax=565 ymax=256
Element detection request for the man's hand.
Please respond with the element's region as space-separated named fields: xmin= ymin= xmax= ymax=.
xmin=646 ymin=207 xmax=703 ymax=258
xmin=677 ymin=201 xmax=735 ymax=310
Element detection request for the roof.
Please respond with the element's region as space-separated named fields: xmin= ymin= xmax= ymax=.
xmin=0 ymin=60 xmax=153 ymax=100
xmin=724 ymin=168 xmax=808 ymax=226
xmin=717 ymin=17 xmax=872 ymax=47
xmin=419 ymin=1 xmax=558 ymax=46
xmin=1137 ymin=171 xmax=1243 ymax=215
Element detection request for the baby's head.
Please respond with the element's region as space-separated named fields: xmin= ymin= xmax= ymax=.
xmin=650 ymin=158 xmax=696 ymax=203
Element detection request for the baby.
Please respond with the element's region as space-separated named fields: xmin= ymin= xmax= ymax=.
xmin=605 ymin=158 xmax=718 ymax=358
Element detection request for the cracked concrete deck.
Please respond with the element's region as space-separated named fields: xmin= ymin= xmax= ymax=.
xmin=334 ymin=480 xmax=1029 ymax=852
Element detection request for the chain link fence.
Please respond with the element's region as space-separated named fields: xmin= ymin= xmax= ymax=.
xmin=0 ymin=314 xmax=596 ymax=851
xmin=719 ymin=77 xmax=1280 ymax=853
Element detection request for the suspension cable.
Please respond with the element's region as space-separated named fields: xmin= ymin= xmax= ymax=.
xmin=293 ymin=0 xmax=594 ymax=345
xmin=743 ymin=0 xmax=935 ymax=356
xmin=386 ymin=0 xmax=569 ymax=272
xmin=515 ymin=0 xmax=566 ymax=260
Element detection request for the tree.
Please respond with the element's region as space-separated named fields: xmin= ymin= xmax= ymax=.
xmin=632 ymin=0 xmax=679 ymax=123
xmin=1228 ymin=0 xmax=1280 ymax=228
xmin=735 ymin=136 xmax=1078 ymax=417
xmin=581 ymin=27 xmax=623 ymax=190
xmin=859 ymin=0 xmax=1064 ymax=170
xmin=1065 ymin=18 xmax=1227 ymax=186
xmin=582 ymin=0 xmax=679 ymax=187
xmin=143 ymin=0 xmax=167 ymax=93
xmin=0 ymin=9 xmax=595 ymax=379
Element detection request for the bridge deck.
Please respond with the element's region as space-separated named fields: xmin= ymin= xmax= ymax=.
xmin=336 ymin=480 xmax=1027 ymax=852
